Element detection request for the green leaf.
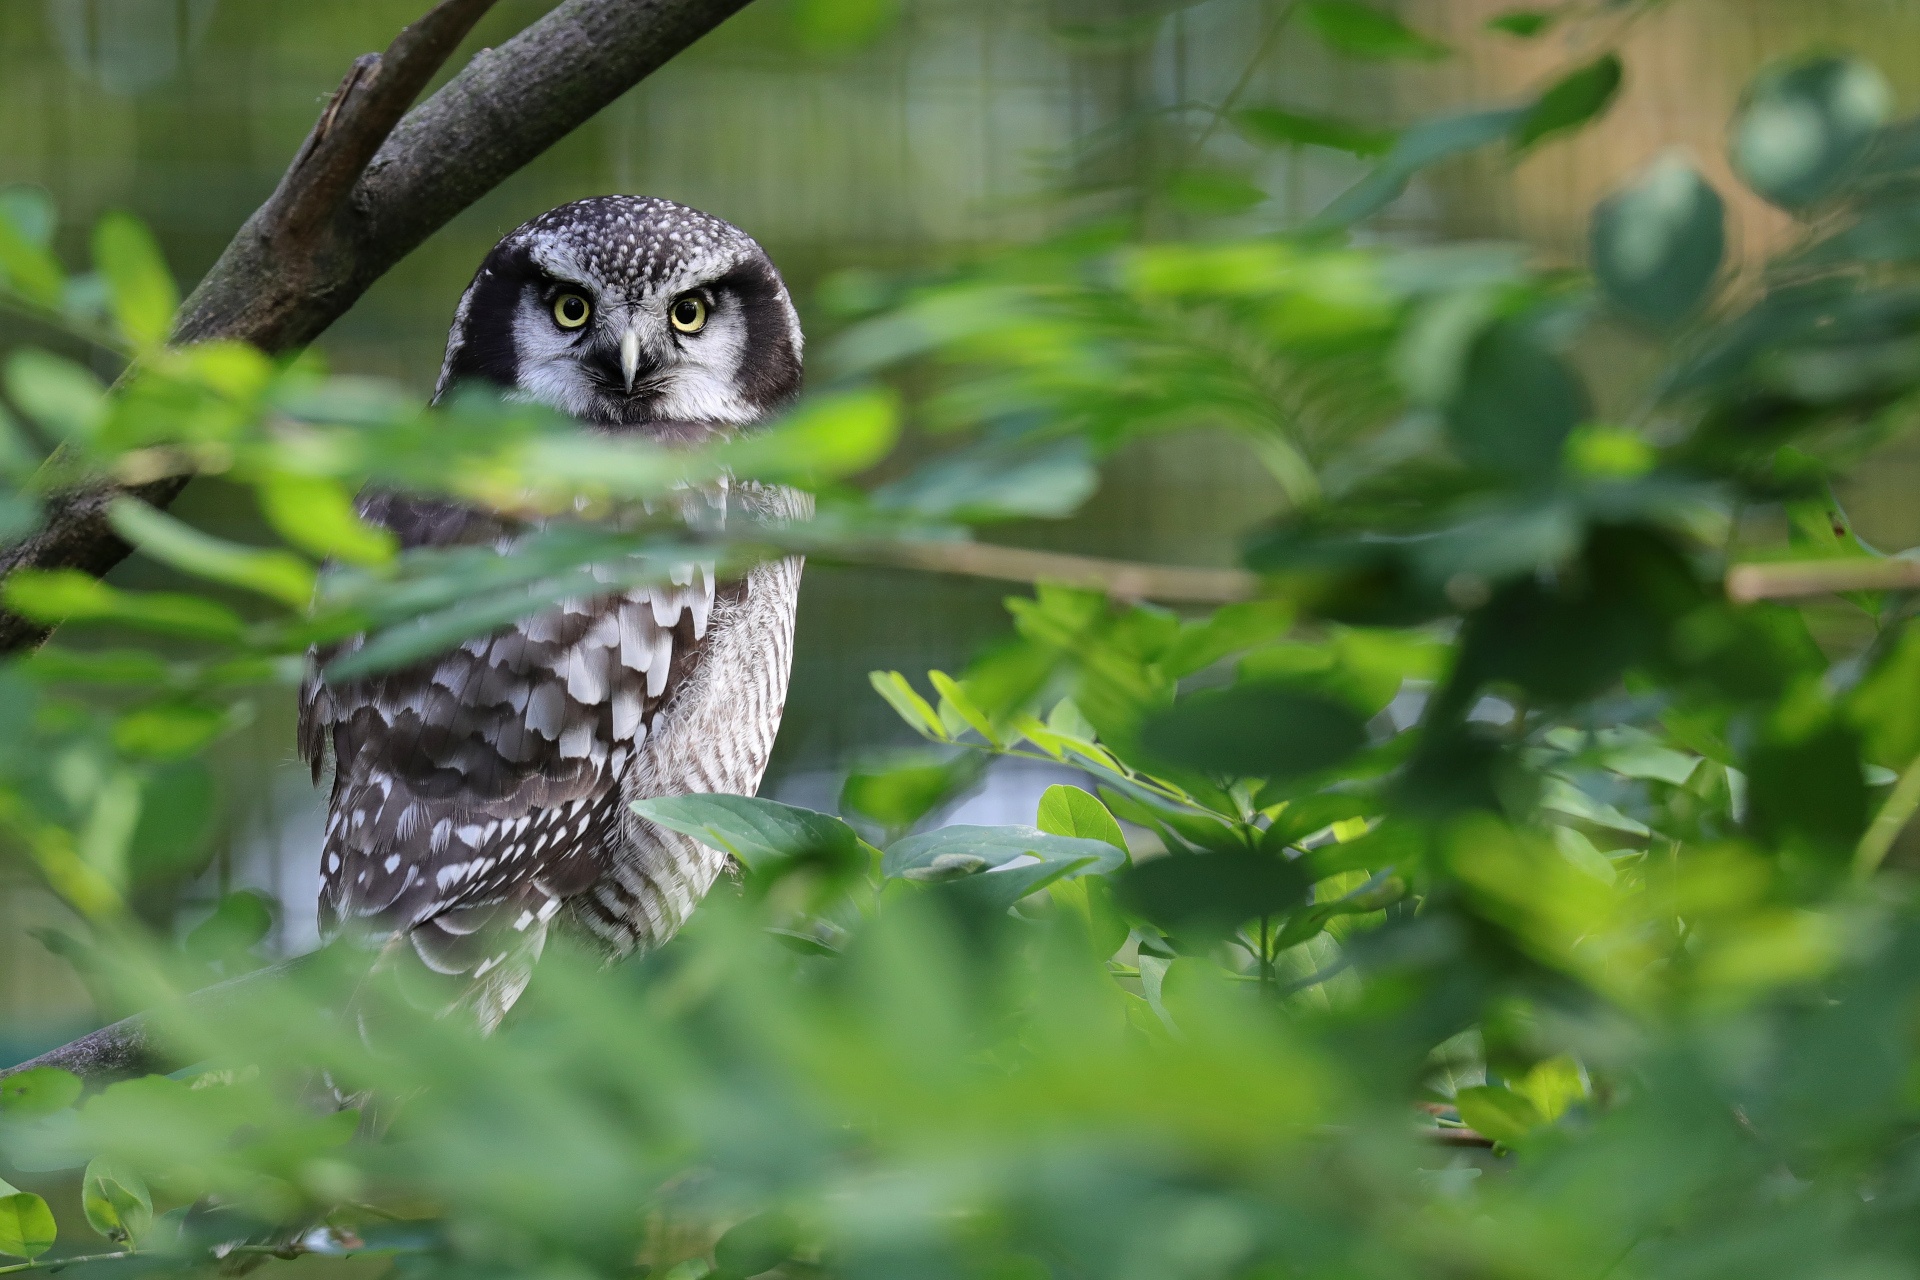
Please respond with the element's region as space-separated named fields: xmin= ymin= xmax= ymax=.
xmin=92 ymin=212 xmax=178 ymax=348
xmin=930 ymin=670 xmax=998 ymax=743
xmin=6 ymin=349 xmax=106 ymax=441
xmin=1036 ymin=785 xmax=1129 ymax=858
xmin=113 ymin=699 xmax=227 ymax=760
xmin=841 ymin=752 xmax=978 ymax=829
xmin=883 ymin=824 xmax=1127 ymax=879
xmin=1234 ymin=107 xmax=1395 ymax=156
xmin=1513 ymin=53 xmax=1623 ymax=152
xmin=792 ymin=0 xmax=899 ymax=52
xmin=1446 ymin=318 xmax=1589 ymax=480
xmin=713 ymin=1209 xmax=800 ymax=1279
xmin=869 ymin=670 xmax=950 ymax=741
xmin=0 ymin=1068 xmax=82 ymax=1118
xmin=0 ymin=1188 xmax=56 ymax=1259
xmin=631 ymin=795 xmax=866 ymax=874
xmin=1141 ymin=683 xmax=1369 ymax=783
xmin=1454 ymin=1084 xmax=1544 ymax=1144
xmin=1487 ymin=8 xmax=1556 ymax=37
xmin=1312 ymin=107 xmax=1527 ymax=229
xmin=0 ymin=186 xmax=56 ymax=246
xmin=108 ymin=498 xmax=316 ymax=608
xmin=1116 ymin=849 xmax=1308 ymax=941
xmin=719 ymin=387 xmax=899 ymax=483
xmin=184 ymin=891 xmax=274 ymax=970
xmin=2 ymin=570 xmax=248 ymax=643
xmin=1731 ymin=55 xmax=1891 ymax=209
xmin=1591 ymin=152 xmax=1725 ymax=328
xmin=256 ymin=474 xmax=397 ymax=567
xmin=0 ymin=197 xmax=65 ymax=308
xmin=871 ymin=438 xmax=1097 ymax=521
xmin=1303 ymin=0 xmax=1449 ymax=59
xmin=81 ymin=1155 xmax=151 ymax=1245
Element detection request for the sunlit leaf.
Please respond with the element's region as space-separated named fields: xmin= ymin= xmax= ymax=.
xmin=6 ymin=349 xmax=106 ymax=441
xmin=0 ymin=1187 xmax=55 ymax=1259
xmin=1036 ymin=784 xmax=1129 ymax=858
xmin=0 ymin=1069 xmax=81 ymax=1119
xmin=256 ymin=474 xmax=397 ymax=567
xmin=92 ymin=212 xmax=179 ymax=348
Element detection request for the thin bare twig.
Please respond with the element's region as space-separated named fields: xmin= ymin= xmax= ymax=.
xmin=1725 ymin=558 xmax=1920 ymax=603
xmin=847 ymin=540 xmax=1262 ymax=604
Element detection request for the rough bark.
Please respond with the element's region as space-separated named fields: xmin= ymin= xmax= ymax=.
xmin=0 ymin=0 xmax=753 ymax=652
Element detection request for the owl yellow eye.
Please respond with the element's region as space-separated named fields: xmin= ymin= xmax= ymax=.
xmin=553 ymin=293 xmax=591 ymax=329
xmin=669 ymin=295 xmax=707 ymax=334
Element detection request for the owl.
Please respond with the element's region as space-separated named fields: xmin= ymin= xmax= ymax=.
xmin=297 ymin=197 xmax=807 ymax=1029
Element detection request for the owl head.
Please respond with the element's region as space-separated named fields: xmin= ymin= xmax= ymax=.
xmin=435 ymin=196 xmax=804 ymax=428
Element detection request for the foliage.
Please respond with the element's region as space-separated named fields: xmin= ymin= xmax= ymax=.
xmin=4 ymin=10 xmax=1920 ymax=1280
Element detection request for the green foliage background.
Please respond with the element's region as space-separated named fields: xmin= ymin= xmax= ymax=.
xmin=8 ymin=1 xmax=1920 ymax=1278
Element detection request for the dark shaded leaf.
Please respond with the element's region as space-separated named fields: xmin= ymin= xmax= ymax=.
xmin=633 ymin=795 xmax=866 ymax=874
xmin=1233 ymin=107 xmax=1395 ymax=156
xmin=1303 ymin=0 xmax=1449 ymax=59
xmin=1142 ymin=682 xmax=1368 ymax=781
xmin=1731 ymin=55 xmax=1890 ymax=209
xmin=1513 ymin=54 xmax=1623 ymax=151
xmin=1592 ymin=153 xmax=1725 ymax=328
xmin=1117 ymin=849 xmax=1307 ymax=940
xmin=1446 ymin=319 xmax=1589 ymax=479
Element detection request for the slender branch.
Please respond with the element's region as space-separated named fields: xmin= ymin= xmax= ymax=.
xmin=1856 ymin=751 xmax=1920 ymax=879
xmin=0 ymin=959 xmax=301 ymax=1085
xmin=841 ymin=539 xmax=1261 ymax=604
xmin=0 ymin=0 xmax=753 ymax=653
xmin=1725 ymin=557 xmax=1920 ymax=603
xmin=0 ymin=1250 xmax=138 ymax=1275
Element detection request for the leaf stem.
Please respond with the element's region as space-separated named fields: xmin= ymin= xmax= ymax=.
xmin=0 ymin=1251 xmax=139 ymax=1275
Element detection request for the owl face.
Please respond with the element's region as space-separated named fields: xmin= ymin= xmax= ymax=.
xmin=436 ymin=196 xmax=804 ymax=428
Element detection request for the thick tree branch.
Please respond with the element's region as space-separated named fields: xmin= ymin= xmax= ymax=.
xmin=0 ymin=0 xmax=753 ymax=652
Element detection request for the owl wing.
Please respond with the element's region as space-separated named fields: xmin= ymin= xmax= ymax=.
xmin=297 ymin=493 xmax=722 ymax=1029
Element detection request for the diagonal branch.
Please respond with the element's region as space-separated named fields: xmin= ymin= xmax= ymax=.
xmin=0 ymin=0 xmax=754 ymax=653
xmin=273 ymin=0 xmax=501 ymax=241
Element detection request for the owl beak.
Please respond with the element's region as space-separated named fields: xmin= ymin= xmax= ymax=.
xmin=620 ymin=328 xmax=643 ymax=394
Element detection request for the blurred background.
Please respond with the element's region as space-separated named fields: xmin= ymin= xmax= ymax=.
xmin=3 ymin=0 xmax=1917 ymax=1056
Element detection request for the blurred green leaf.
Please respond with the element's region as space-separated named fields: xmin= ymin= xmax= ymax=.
xmin=842 ymin=752 xmax=978 ymax=829
xmin=792 ymin=0 xmax=899 ymax=51
xmin=0 ymin=1069 xmax=81 ymax=1119
xmin=1513 ymin=53 xmax=1623 ymax=151
xmin=1592 ymin=153 xmax=1725 ymax=328
xmin=91 ymin=212 xmax=178 ymax=349
xmin=713 ymin=1209 xmax=800 ymax=1279
xmin=256 ymin=474 xmax=397 ymax=568
xmin=1313 ymin=106 xmax=1526 ymax=228
xmin=1446 ymin=319 xmax=1589 ymax=479
xmin=0 ymin=185 xmax=56 ymax=247
xmin=634 ymin=795 xmax=866 ymax=874
xmin=2 ymin=569 xmax=247 ymax=643
xmin=1234 ymin=107 xmax=1395 ymax=156
xmin=1117 ymin=849 xmax=1307 ymax=940
xmin=1732 ymin=54 xmax=1891 ymax=209
xmin=113 ymin=699 xmax=227 ymax=760
xmin=184 ymin=892 xmax=274 ymax=972
xmin=1455 ymin=1084 xmax=1544 ymax=1144
xmin=6 ymin=349 xmax=106 ymax=441
xmin=1303 ymin=0 xmax=1449 ymax=59
xmin=1487 ymin=9 xmax=1557 ymax=37
xmin=1142 ymin=683 xmax=1368 ymax=782
xmin=0 ymin=197 xmax=64 ymax=309
xmin=0 ymin=1186 xmax=55 ymax=1259
xmin=869 ymin=670 xmax=950 ymax=741
xmin=720 ymin=388 xmax=899 ymax=483
xmin=108 ymin=498 xmax=315 ymax=608
xmin=872 ymin=438 xmax=1097 ymax=520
